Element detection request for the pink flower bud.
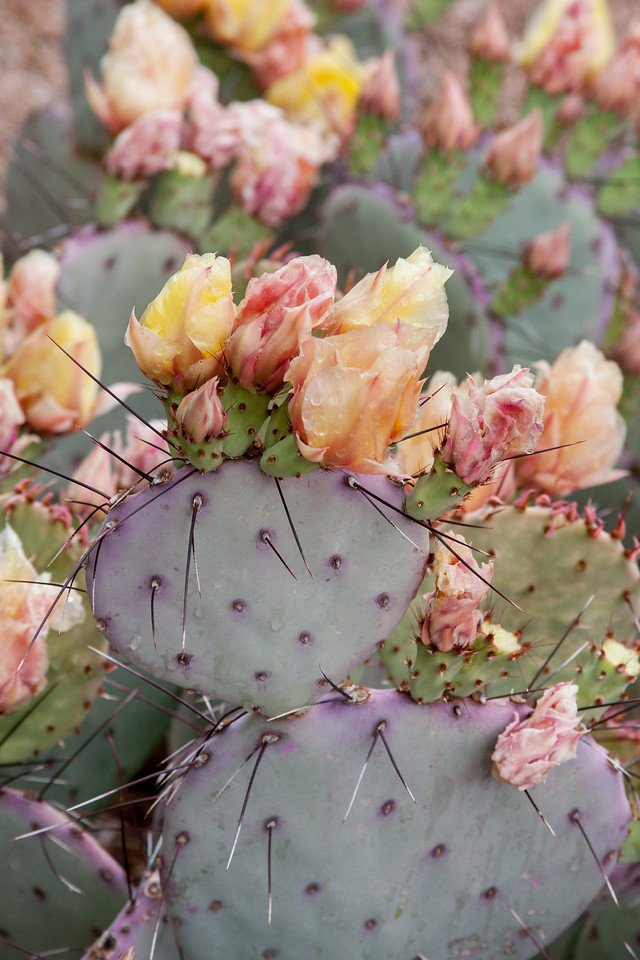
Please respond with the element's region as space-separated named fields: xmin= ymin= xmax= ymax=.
xmin=360 ymin=51 xmax=401 ymax=122
xmin=594 ymin=23 xmax=640 ymax=115
xmin=183 ymin=67 xmax=243 ymax=169
xmin=175 ymin=377 xmax=227 ymax=443
xmin=421 ymin=538 xmax=493 ymax=652
xmin=423 ymin=71 xmax=478 ymax=152
xmin=442 ymin=366 xmax=545 ymax=486
xmin=227 ymin=255 xmax=337 ymax=393
xmin=106 ymin=109 xmax=183 ymax=180
xmin=484 ymin=111 xmax=544 ymax=187
xmin=3 ymin=250 xmax=60 ymax=357
xmin=516 ymin=341 xmax=626 ymax=496
xmin=469 ymin=2 xmax=510 ymax=62
xmin=287 ymin=322 xmax=427 ymax=475
xmin=523 ymin=222 xmax=572 ymax=278
xmin=492 ymin=682 xmax=586 ymax=789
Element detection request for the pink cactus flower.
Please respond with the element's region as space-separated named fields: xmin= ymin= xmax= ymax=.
xmin=469 ymin=1 xmax=510 ymax=62
xmin=67 ymin=438 xmax=119 ymax=515
xmin=174 ymin=377 xmax=227 ymax=443
xmin=421 ymin=538 xmax=493 ymax=652
xmin=557 ymin=92 xmax=586 ymax=124
xmin=523 ymin=222 xmax=572 ymax=278
xmin=119 ymin=415 xmax=171 ymax=488
xmin=227 ymin=256 xmax=337 ymax=393
xmin=287 ymin=321 xmax=427 ymax=475
xmin=360 ymin=51 xmax=401 ymax=122
xmin=441 ymin=366 xmax=545 ymax=486
xmin=516 ymin=341 xmax=626 ymax=496
xmin=423 ymin=71 xmax=478 ymax=152
xmin=492 ymin=682 xmax=587 ymax=789
xmin=2 ymin=250 xmax=60 ymax=359
xmin=105 ymin=109 xmax=183 ymax=180
xmin=242 ymin=1 xmax=316 ymax=87
xmin=0 ymin=378 xmax=29 ymax=477
xmin=485 ymin=111 xmax=544 ymax=187
xmin=595 ymin=23 xmax=640 ymax=116
xmin=183 ymin=68 xmax=243 ymax=169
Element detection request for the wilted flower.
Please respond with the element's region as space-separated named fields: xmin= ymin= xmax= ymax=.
xmin=492 ymin=682 xmax=586 ymax=789
xmin=441 ymin=366 xmax=545 ymax=486
xmin=360 ymin=51 xmax=401 ymax=122
xmin=518 ymin=0 xmax=614 ymax=94
xmin=105 ymin=109 xmax=183 ymax=180
xmin=423 ymin=71 xmax=478 ymax=152
xmin=183 ymin=67 xmax=243 ymax=169
xmin=516 ymin=341 xmax=626 ymax=496
xmin=523 ymin=222 xmax=572 ymax=278
xmin=469 ymin=1 xmax=510 ymax=62
xmin=594 ymin=23 xmax=640 ymax=116
xmin=287 ymin=322 xmax=426 ymax=475
xmin=2 ymin=250 xmax=59 ymax=358
xmin=227 ymin=255 xmax=337 ymax=392
xmin=421 ymin=538 xmax=493 ymax=652
xmin=3 ymin=311 xmax=101 ymax=434
xmin=242 ymin=0 xmax=315 ymax=87
xmin=334 ymin=247 xmax=452 ymax=353
xmin=126 ymin=253 xmax=235 ymax=391
xmin=85 ymin=0 xmax=198 ymax=133
xmin=175 ymin=377 xmax=227 ymax=443
xmin=484 ymin=111 xmax=544 ymax=187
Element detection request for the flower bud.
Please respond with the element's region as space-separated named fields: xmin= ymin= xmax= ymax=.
xmin=125 ymin=253 xmax=235 ymax=391
xmin=106 ymin=109 xmax=183 ymax=180
xmin=423 ymin=71 xmax=478 ymax=152
xmin=360 ymin=51 xmax=401 ymax=122
xmin=492 ymin=682 xmax=586 ymax=789
xmin=3 ymin=311 xmax=101 ymax=434
xmin=227 ymin=256 xmax=337 ymax=392
xmin=469 ymin=2 xmax=510 ymax=62
xmin=516 ymin=341 xmax=626 ymax=496
xmin=3 ymin=250 xmax=59 ymax=358
xmin=441 ymin=366 xmax=545 ymax=486
xmin=175 ymin=377 xmax=227 ymax=443
xmin=484 ymin=111 xmax=544 ymax=187
xmin=523 ymin=222 xmax=571 ymax=278
xmin=594 ymin=23 xmax=640 ymax=116
xmin=421 ymin=538 xmax=493 ymax=652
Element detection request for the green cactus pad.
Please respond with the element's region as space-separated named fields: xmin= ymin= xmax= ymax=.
xmin=65 ymin=0 xmax=119 ymax=152
xmin=565 ymin=109 xmax=622 ymax=180
xmin=490 ymin=263 xmax=550 ymax=317
xmin=415 ymin=149 xmax=467 ymax=226
xmin=94 ymin=174 xmax=145 ymax=228
xmin=469 ymin=59 xmax=504 ymax=128
xmin=598 ymin=154 xmax=640 ymax=218
xmin=146 ymin=169 xmax=218 ymax=243
xmin=404 ymin=456 xmax=475 ymax=521
xmin=444 ymin=172 xmax=512 ymax=240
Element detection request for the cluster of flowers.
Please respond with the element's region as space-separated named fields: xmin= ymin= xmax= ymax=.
xmin=86 ymin=0 xmax=400 ymax=227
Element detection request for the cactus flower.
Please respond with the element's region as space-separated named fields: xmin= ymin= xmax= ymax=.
xmin=421 ymin=538 xmax=493 ymax=652
xmin=106 ymin=109 xmax=183 ymax=180
xmin=523 ymin=222 xmax=572 ymax=279
xmin=68 ymin=438 xmax=119 ymax=514
xmin=334 ymin=247 xmax=452 ymax=353
xmin=518 ymin=0 xmax=614 ymax=94
xmin=2 ymin=250 xmax=60 ymax=359
xmin=423 ymin=71 xmax=478 ymax=152
xmin=126 ymin=253 xmax=235 ymax=392
xmin=184 ymin=68 xmax=243 ymax=170
xmin=152 ymin=0 xmax=207 ymax=17
xmin=119 ymin=415 xmax=172 ymax=488
xmin=227 ymin=256 xmax=337 ymax=393
xmin=204 ymin=0 xmax=290 ymax=52
xmin=360 ymin=51 xmax=401 ymax=122
xmin=484 ymin=111 xmax=544 ymax=187
xmin=0 ymin=378 xmax=26 ymax=464
xmin=3 ymin=311 xmax=101 ymax=434
xmin=469 ymin=1 xmax=510 ymax=62
xmin=175 ymin=377 xmax=227 ymax=443
xmin=594 ymin=23 xmax=640 ymax=116
xmin=85 ymin=0 xmax=198 ymax=133
xmin=441 ymin=367 xmax=545 ymax=486
xmin=287 ymin=322 xmax=427 ymax=475
xmin=242 ymin=0 xmax=316 ymax=87
xmin=396 ymin=371 xmax=456 ymax=478
xmin=492 ymin=682 xmax=586 ymax=789
xmin=516 ymin=341 xmax=626 ymax=496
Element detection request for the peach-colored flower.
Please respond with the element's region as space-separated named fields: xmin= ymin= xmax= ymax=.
xmin=396 ymin=371 xmax=456 ymax=478
xmin=516 ymin=341 xmax=626 ymax=496
xmin=518 ymin=0 xmax=614 ymax=95
xmin=421 ymin=538 xmax=493 ymax=652
xmin=287 ymin=322 xmax=426 ymax=475
xmin=334 ymin=247 xmax=452 ymax=354
xmin=0 ymin=379 xmax=27 ymax=477
xmin=523 ymin=222 xmax=572 ymax=278
xmin=0 ymin=524 xmax=51 ymax=715
xmin=557 ymin=92 xmax=586 ymax=123
xmin=442 ymin=367 xmax=545 ymax=486
xmin=152 ymin=0 xmax=207 ymax=18
xmin=594 ymin=23 xmax=640 ymax=116
xmin=183 ymin=67 xmax=243 ymax=169
xmin=119 ymin=415 xmax=171 ymax=488
xmin=360 ymin=51 xmax=401 ymax=122
xmin=484 ymin=111 xmax=544 ymax=187
xmin=106 ymin=109 xmax=183 ymax=180
xmin=227 ymin=255 xmax=337 ymax=392
xmin=242 ymin=0 xmax=316 ymax=87
xmin=68 ymin=438 xmax=119 ymax=515
xmin=3 ymin=311 xmax=101 ymax=434
xmin=204 ymin=0 xmax=290 ymax=52
xmin=126 ymin=253 xmax=235 ymax=391
xmin=469 ymin=1 xmax=510 ymax=62
xmin=423 ymin=71 xmax=478 ymax=152
xmin=175 ymin=377 xmax=227 ymax=443
xmin=85 ymin=0 xmax=198 ymax=134
xmin=3 ymin=250 xmax=60 ymax=358
xmin=492 ymin=681 xmax=586 ymax=789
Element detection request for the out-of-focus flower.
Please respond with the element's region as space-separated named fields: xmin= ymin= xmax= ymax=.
xmin=266 ymin=36 xmax=366 ymax=138
xmin=484 ymin=111 xmax=544 ymax=187
xmin=421 ymin=538 xmax=493 ymax=652
xmin=334 ymin=247 xmax=451 ymax=354
xmin=396 ymin=371 xmax=456 ymax=478
xmin=2 ymin=250 xmax=59 ymax=359
xmin=105 ymin=109 xmax=183 ymax=180
xmin=204 ymin=0 xmax=289 ymax=52
xmin=85 ymin=0 xmax=198 ymax=133
xmin=184 ymin=67 xmax=243 ymax=169
xmin=68 ymin=438 xmax=119 ymax=514
xmin=227 ymin=255 xmax=336 ymax=392
xmin=242 ymin=0 xmax=316 ymax=87
xmin=175 ymin=377 xmax=227 ymax=443
xmin=594 ymin=23 xmax=640 ymax=116
xmin=0 ymin=379 xmax=26 ymax=473
xmin=287 ymin=322 xmax=426 ymax=474
xmin=610 ymin=309 xmax=640 ymax=378
xmin=442 ymin=367 xmax=545 ymax=486
xmin=3 ymin=311 xmax=101 ymax=434
xmin=518 ymin=0 xmax=614 ymax=94
xmin=523 ymin=222 xmax=572 ymax=278
xmin=469 ymin=1 xmax=510 ymax=62
xmin=516 ymin=341 xmax=626 ymax=496
xmin=492 ymin=682 xmax=586 ymax=789
xmin=423 ymin=71 xmax=478 ymax=152
xmin=557 ymin=92 xmax=586 ymax=123
xmin=126 ymin=253 xmax=235 ymax=391
xmin=152 ymin=0 xmax=207 ymax=18
xmin=119 ymin=415 xmax=171 ymax=488
xmin=360 ymin=51 xmax=401 ymax=122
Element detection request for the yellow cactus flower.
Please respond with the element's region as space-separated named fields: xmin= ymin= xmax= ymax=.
xmin=205 ymin=0 xmax=290 ymax=52
xmin=602 ymin=638 xmax=640 ymax=677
